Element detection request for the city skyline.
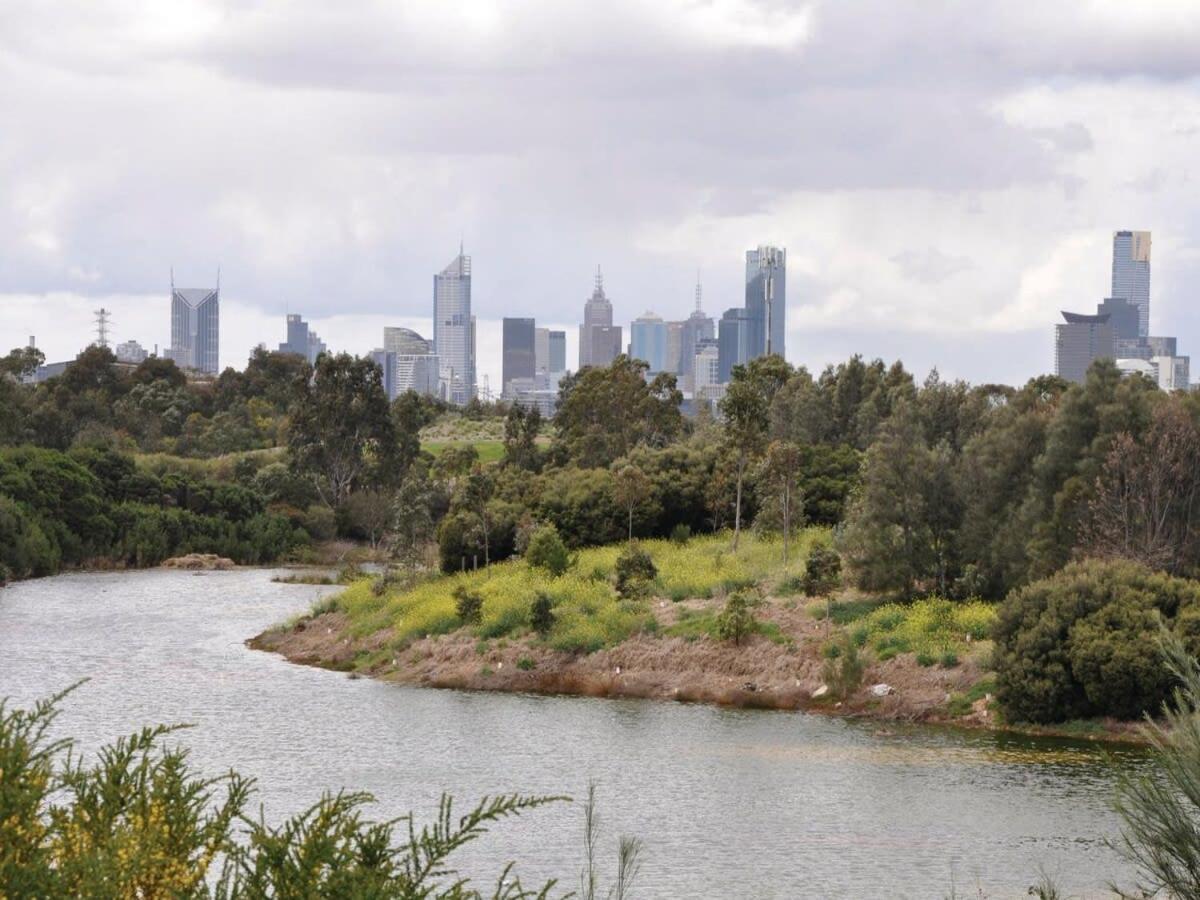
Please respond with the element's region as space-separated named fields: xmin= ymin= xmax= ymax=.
xmin=5 ymin=4 xmax=1200 ymax=390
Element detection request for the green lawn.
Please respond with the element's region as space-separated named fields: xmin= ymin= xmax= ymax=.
xmin=421 ymin=440 xmax=506 ymax=464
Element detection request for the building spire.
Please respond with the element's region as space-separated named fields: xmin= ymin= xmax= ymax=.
xmin=695 ymin=269 xmax=702 ymax=312
xmin=594 ymin=264 xmax=603 ymax=294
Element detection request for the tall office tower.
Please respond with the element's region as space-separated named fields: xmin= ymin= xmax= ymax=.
xmin=548 ymin=330 xmax=566 ymax=373
xmin=678 ymin=278 xmax=715 ymax=376
xmin=502 ymin=317 xmax=537 ymax=395
xmin=718 ymin=307 xmax=752 ymax=383
xmin=664 ymin=321 xmax=684 ymax=376
xmin=1111 ymin=230 xmax=1151 ymax=338
xmin=1055 ymin=311 xmax=1114 ymax=384
xmin=1096 ymin=297 xmax=1139 ymax=358
xmin=580 ymin=266 xmax=619 ymax=369
xmin=278 ymin=314 xmax=326 ymax=363
xmin=378 ymin=326 xmax=439 ymax=400
xmin=692 ymin=337 xmax=723 ymax=404
xmin=434 ymin=248 xmax=475 ymax=405
xmin=745 ymin=245 xmax=786 ymax=359
xmin=630 ymin=311 xmax=668 ymax=374
xmin=535 ymin=328 xmax=550 ymax=373
xmin=168 ymin=278 xmax=219 ymax=374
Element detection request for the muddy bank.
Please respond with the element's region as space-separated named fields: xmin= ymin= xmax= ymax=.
xmin=250 ymin=595 xmax=1002 ymax=726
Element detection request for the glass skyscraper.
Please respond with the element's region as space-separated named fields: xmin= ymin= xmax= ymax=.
xmin=579 ymin=267 xmax=621 ymax=369
xmin=433 ymin=249 xmax=475 ymax=405
xmin=502 ymin=317 xmax=536 ymax=394
xmin=278 ymin=314 xmax=326 ymax=363
xmin=630 ymin=311 xmax=668 ymax=373
xmin=168 ymin=283 xmax=219 ymax=374
xmin=745 ymin=245 xmax=786 ymax=359
xmin=1111 ymin=230 xmax=1151 ymax=338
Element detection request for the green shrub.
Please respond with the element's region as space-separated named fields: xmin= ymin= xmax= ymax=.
xmin=525 ymin=523 xmax=570 ymax=576
xmin=615 ymin=543 xmax=657 ymax=599
xmin=669 ymin=524 xmax=692 ymax=545
xmin=940 ymin=651 xmax=959 ymax=668
xmin=530 ymin=592 xmax=555 ymax=635
xmin=516 ymin=656 xmax=535 ymax=671
xmin=822 ymin=636 xmax=864 ymax=700
xmin=716 ymin=590 xmax=761 ymax=645
xmin=916 ymin=651 xmax=936 ymax=667
xmin=803 ymin=544 xmax=842 ymax=597
xmin=454 ymin=585 xmax=484 ymax=625
xmin=994 ymin=558 xmax=1200 ymax=723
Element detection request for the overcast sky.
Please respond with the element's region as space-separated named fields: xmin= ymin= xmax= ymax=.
xmin=3 ymin=1 xmax=1200 ymax=391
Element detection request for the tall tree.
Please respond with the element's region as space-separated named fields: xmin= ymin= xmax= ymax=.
xmin=287 ymin=353 xmax=397 ymax=508
xmin=758 ymin=440 xmax=804 ymax=561
xmin=461 ymin=466 xmax=495 ymax=565
xmin=719 ymin=355 xmax=792 ymax=550
xmin=503 ymin=403 xmax=542 ymax=471
xmin=612 ymin=463 xmax=651 ymax=544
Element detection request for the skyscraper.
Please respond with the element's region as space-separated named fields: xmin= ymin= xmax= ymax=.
xmin=718 ymin=307 xmax=752 ymax=383
xmin=433 ymin=248 xmax=475 ymax=405
xmin=502 ymin=317 xmax=536 ymax=395
xmin=1055 ymin=311 xmax=1114 ymax=384
xmin=579 ymin=267 xmax=621 ymax=369
xmin=168 ymin=278 xmax=219 ymax=374
xmin=745 ymin=246 xmax=786 ymax=359
xmin=536 ymin=328 xmax=567 ymax=374
xmin=278 ymin=314 xmax=326 ymax=363
xmin=678 ymin=278 xmax=714 ymax=376
xmin=630 ymin=311 xmax=668 ymax=373
xmin=376 ymin=326 xmax=440 ymax=400
xmin=1111 ymin=230 xmax=1151 ymax=338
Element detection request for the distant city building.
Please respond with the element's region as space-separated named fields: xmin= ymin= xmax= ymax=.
xmin=1112 ymin=230 xmax=1151 ymax=338
xmin=115 ymin=340 xmax=148 ymax=364
xmin=277 ymin=314 xmax=326 ymax=363
xmin=535 ymin=327 xmax=567 ymax=375
xmin=1116 ymin=355 xmax=1190 ymax=392
xmin=1097 ymin=297 xmax=1140 ymax=357
xmin=506 ymin=371 xmax=562 ymax=418
xmin=579 ymin=267 xmax=621 ymax=369
xmin=503 ymin=317 xmax=537 ymax=395
xmin=630 ymin=311 xmax=667 ymax=374
xmin=664 ymin=321 xmax=684 ymax=377
xmin=692 ymin=337 xmax=724 ymax=407
xmin=718 ymin=307 xmax=752 ymax=383
xmin=1055 ymin=311 xmax=1114 ymax=384
xmin=167 ymin=279 xmax=219 ymax=374
xmin=433 ymin=248 xmax=475 ymax=405
xmin=745 ymin=245 xmax=786 ymax=360
xmin=678 ymin=279 xmax=714 ymax=377
xmin=376 ymin=327 xmax=439 ymax=400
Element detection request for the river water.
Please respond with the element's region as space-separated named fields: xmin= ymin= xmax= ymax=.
xmin=0 ymin=568 xmax=1149 ymax=898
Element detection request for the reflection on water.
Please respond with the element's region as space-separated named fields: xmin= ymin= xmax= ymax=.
xmin=0 ymin=569 xmax=1148 ymax=899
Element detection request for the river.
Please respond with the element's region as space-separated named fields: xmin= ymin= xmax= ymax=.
xmin=0 ymin=568 xmax=1149 ymax=898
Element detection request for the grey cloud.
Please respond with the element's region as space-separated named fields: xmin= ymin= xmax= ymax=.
xmin=890 ymin=249 xmax=974 ymax=284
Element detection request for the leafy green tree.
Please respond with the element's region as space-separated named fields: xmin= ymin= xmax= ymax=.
xmin=993 ymin=558 xmax=1200 ymax=723
xmin=839 ymin=398 xmax=936 ymax=595
xmin=525 ymin=523 xmax=570 ymax=576
xmin=503 ymin=403 xmax=542 ymax=471
xmin=454 ymin=585 xmax=484 ymax=625
xmin=287 ymin=353 xmax=398 ymax=508
xmin=342 ymin=490 xmax=394 ymax=549
xmin=552 ymin=356 xmax=683 ymax=467
xmin=803 ymin=545 xmax=842 ymax=599
xmin=390 ymin=464 xmax=436 ymax=567
xmin=719 ymin=354 xmax=792 ymax=550
xmin=614 ymin=543 xmax=657 ymax=599
xmin=462 ymin=467 xmax=496 ymax=565
xmin=757 ymin=440 xmax=804 ymax=561
xmin=0 ymin=345 xmax=44 ymax=379
xmin=716 ymin=589 xmax=761 ymax=645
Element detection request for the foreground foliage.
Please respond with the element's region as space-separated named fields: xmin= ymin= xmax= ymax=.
xmin=0 ymin=687 xmax=567 ymax=899
xmin=994 ymin=559 xmax=1200 ymax=724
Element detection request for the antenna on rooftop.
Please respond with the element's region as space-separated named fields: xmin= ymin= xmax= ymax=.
xmin=695 ymin=269 xmax=702 ymax=311
xmin=595 ymin=264 xmax=603 ymax=293
xmin=94 ymin=308 xmax=112 ymax=349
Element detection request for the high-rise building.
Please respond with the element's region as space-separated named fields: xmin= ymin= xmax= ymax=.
xmin=718 ymin=308 xmax=752 ymax=383
xmin=1055 ymin=311 xmax=1114 ymax=384
xmin=536 ymin=328 xmax=567 ymax=374
xmin=678 ymin=278 xmax=715 ymax=377
xmin=692 ymin=337 xmax=724 ymax=406
xmin=115 ymin=340 xmax=148 ymax=365
xmin=376 ymin=326 xmax=439 ymax=400
xmin=745 ymin=245 xmax=786 ymax=359
xmin=278 ymin=314 xmax=326 ymax=363
xmin=503 ymin=317 xmax=536 ymax=395
xmin=433 ymin=248 xmax=475 ymax=405
xmin=665 ymin=321 xmax=684 ymax=376
xmin=1111 ymin=231 xmax=1151 ymax=338
xmin=168 ymin=279 xmax=219 ymax=374
xmin=579 ymin=267 xmax=621 ymax=369
xmin=630 ymin=311 xmax=668 ymax=374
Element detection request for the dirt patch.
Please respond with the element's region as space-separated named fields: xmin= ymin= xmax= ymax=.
xmin=162 ymin=554 xmax=235 ymax=570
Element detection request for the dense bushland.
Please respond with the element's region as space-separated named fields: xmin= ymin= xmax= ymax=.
xmin=994 ymin=559 xmax=1200 ymax=723
xmin=0 ymin=445 xmax=305 ymax=578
